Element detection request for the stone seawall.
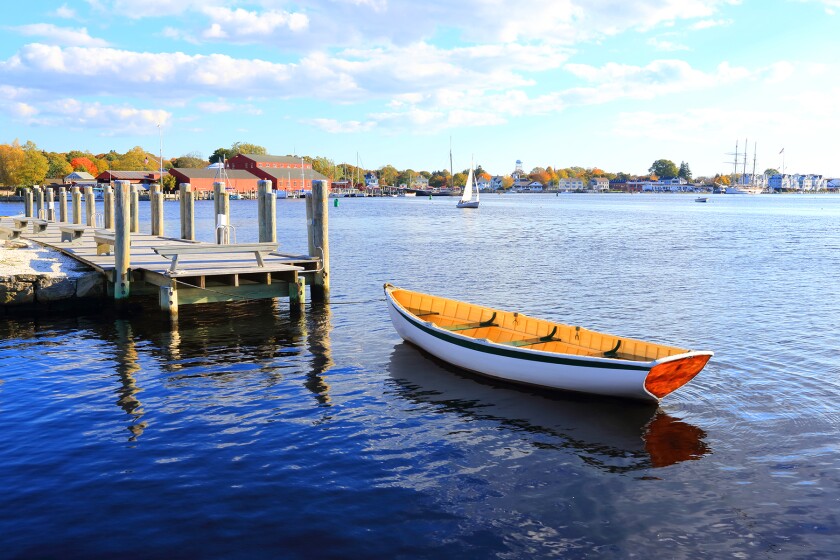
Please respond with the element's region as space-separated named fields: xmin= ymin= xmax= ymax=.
xmin=1 ymin=271 xmax=105 ymax=306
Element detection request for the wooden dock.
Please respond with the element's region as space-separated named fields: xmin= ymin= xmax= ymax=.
xmin=3 ymin=179 xmax=328 ymax=316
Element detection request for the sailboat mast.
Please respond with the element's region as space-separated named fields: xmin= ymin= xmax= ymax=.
xmin=449 ymin=136 xmax=453 ymax=190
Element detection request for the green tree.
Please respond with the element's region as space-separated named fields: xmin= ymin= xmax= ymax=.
xmin=764 ymin=168 xmax=779 ymax=176
xmin=209 ymin=147 xmax=236 ymax=164
xmin=171 ymin=153 xmax=208 ymax=168
xmin=161 ymin=173 xmax=177 ymax=191
xmin=231 ymin=142 xmax=267 ymax=155
xmin=379 ymin=164 xmax=399 ymax=187
xmin=20 ymin=141 xmax=49 ymax=185
xmin=678 ymin=161 xmax=693 ymax=180
xmin=649 ymin=159 xmax=679 ymax=178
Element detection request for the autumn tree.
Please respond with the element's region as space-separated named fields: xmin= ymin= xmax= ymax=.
xmin=378 ymin=164 xmax=399 ymax=187
xmin=649 ymin=159 xmax=679 ymax=179
xmin=44 ymin=152 xmax=72 ymax=178
xmin=0 ymin=141 xmax=49 ymax=186
xmin=70 ymin=157 xmax=98 ymax=175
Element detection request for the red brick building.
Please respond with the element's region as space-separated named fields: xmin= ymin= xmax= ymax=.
xmin=168 ymin=168 xmax=262 ymax=193
xmin=226 ymin=154 xmax=327 ymax=192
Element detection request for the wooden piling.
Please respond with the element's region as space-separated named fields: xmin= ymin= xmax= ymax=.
xmin=151 ymin=184 xmax=164 ymax=236
xmin=24 ymin=188 xmax=33 ymax=218
xmin=84 ymin=186 xmax=96 ymax=226
xmin=71 ymin=187 xmax=82 ymax=224
xmin=310 ymin=180 xmax=330 ymax=302
xmin=34 ymin=186 xmax=44 ymax=219
xmin=114 ymin=181 xmax=131 ymax=300
xmin=59 ymin=187 xmax=67 ymax=222
xmin=213 ymin=181 xmax=230 ymax=244
xmin=104 ymin=186 xmax=114 ymax=229
xmin=179 ymin=183 xmax=195 ymax=240
xmin=130 ymin=185 xmax=140 ymax=233
xmin=45 ymin=188 xmax=55 ymax=221
xmin=289 ymin=276 xmax=306 ymax=311
xmin=257 ymin=180 xmax=276 ymax=243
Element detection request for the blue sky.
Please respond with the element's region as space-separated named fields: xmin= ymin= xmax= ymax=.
xmin=1 ymin=0 xmax=838 ymax=177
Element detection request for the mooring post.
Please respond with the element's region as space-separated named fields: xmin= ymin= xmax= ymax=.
xmin=129 ymin=185 xmax=140 ymax=233
xmin=59 ymin=187 xmax=67 ymax=222
xmin=305 ymin=192 xmax=315 ymax=256
xmin=71 ymin=186 xmax=82 ymax=224
xmin=33 ymin=186 xmax=44 ymax=219
xmin=151 ymin=184 xmax=164 ymax=237
xmin=257 ymin=180 xmax=276 ymax=243
xmin=84 ymin=186 xmax=96 ymax=226
xmin=103 ymin=186 xmax=114 ymax=229
xmin=45 ymin=188 xmax=55 ymax=221
xmin=179 ymin=183 xmax=195 ymax=240
xmin=114 ymin=180 xmax=131 ymax=300
xmin=213 ymin=181 xmax=230 ymax=244
xmin=24 ymin=188 xmax=33 ymax=217
xmin=289 ymin=276 xmax=306 ymax=312
xmin=310 ymin=180 xmax=330 ymax=302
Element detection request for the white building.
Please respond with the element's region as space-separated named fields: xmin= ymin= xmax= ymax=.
xmin=559 ymin=178 xmax=584 ymax=191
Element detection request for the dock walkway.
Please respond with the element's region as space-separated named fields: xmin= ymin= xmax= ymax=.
xmin=2 ymin=216 xmax=320 ymax=312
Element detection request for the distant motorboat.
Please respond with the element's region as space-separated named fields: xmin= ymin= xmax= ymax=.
xmin=694 ymin=197 xmax=708 ymax=203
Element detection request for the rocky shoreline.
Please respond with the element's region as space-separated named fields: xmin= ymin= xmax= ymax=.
xmin=1 ymin=240 xmax=105 ymax=308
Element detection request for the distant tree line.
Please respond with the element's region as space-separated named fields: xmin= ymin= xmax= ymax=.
xmin=1 ymin=138 xmax=721 ymax=191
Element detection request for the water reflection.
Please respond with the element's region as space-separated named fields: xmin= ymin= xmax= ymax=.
xmin=112 ymin=319 xmax=146 ymax=440
xmin=387 ymin=342 xmax=709 ymax=473
xmin=304 ymin=303 xmax=333 ymax=406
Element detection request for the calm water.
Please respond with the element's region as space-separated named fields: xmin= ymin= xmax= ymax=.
xmin=1 ymin=193 xmax=839 ymax=558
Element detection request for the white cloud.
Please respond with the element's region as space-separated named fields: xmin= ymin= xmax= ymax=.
xmin=51 ymin=4 xmax=77 ymax=19
xmin=1 ymin=96 xmax=171 ymax=134
xmin=11 ymin=24 xmax=109 ymax=47
xmin=199 ymin=7 xmax=309 ymax=42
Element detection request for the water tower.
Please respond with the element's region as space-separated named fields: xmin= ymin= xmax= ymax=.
xmin=514 ymin=159 xmax=523 ymax=182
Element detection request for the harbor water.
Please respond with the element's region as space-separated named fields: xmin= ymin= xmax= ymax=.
xmin=1 ymin=193 xmax=839 ymax=558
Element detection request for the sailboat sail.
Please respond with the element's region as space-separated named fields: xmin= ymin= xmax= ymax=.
xmin=460 ymin=168 xmax=474 ymax=203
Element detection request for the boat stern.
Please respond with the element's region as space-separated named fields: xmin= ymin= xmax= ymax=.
xmin=644 ymin=352 xmax=713 ymax=399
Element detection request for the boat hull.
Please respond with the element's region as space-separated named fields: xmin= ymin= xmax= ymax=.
xmin=385 ymin=285 xmax=712 ymax=402
xmin=456 ymin=200 xmax=479 ymax=208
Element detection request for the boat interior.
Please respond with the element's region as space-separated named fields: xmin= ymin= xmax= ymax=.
xmin=391 ymin=288 xmax=689 ymax=363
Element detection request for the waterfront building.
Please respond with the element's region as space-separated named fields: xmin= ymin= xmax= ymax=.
xmin=490 ymin=176 xmax=504 ymax=190
xmin=226 ymin=154 xmax=311 ymax=172
xmin=411 ymin=175 xmax=430 ymax=190
xmin=168 ymin=168 xmax=262 ymax=193
xmin=558 ymin=178 xmax=585 ymax=191
xmin=97 ymin=170 xmax=161 ymax=188
xmin=225 ymin=153 xmax=323 ymax=193
xmin=364 ymin=172 xmax=379 ymax=188
xmin=590 ymin=177 xmax=609 ymax=192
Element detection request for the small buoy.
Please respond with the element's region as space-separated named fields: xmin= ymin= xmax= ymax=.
xmin=429 ymin=195 xmax=432 ymax=200
xmin=334 ymin=198 xmax=339 ymax=207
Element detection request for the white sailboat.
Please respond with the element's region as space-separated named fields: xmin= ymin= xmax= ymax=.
xmin=456 ymin=166 xmax=479 ymax=208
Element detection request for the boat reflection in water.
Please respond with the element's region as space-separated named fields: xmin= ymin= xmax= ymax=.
xmin=387 ymin=342 xmax=709 ymax=472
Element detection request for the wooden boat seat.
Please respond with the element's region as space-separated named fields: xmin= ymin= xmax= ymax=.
xmin=441 ymin=312 xmax=498 ymax=332
xmin=406 ymin=307 xmax=438 ymax=317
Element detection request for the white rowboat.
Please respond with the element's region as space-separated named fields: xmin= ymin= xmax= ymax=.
xmin=384 ymin=284 xmax=713 ymax=402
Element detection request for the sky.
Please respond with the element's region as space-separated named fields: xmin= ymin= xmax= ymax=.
xmin=0 ymin=0 xmax=838 ymax=178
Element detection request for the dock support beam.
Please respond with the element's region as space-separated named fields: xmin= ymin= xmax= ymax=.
xmin=59 ymin=187 xmax=67 ymax=223
xmin=309 ymin=180 xmax=330 ymax=302
xmin=257 ymin=180 xmax=276 ymax=243
xmin=213 ymin=181 xmax=230 ymax=244
xmin=179 ymin=183 xmax=195 ymax=240
xmin=151 ymin=184 xmax=164 ymax=236
xmin=84 ymin=186 xmax=96 ymax=226
xmin=114 ymin=180 xmax=131 ymax=300
xmin=104 ymin=186 xmax=114 ymax=229
xmin=130 ymin=185 xmax=140 ymax=233
xmin=71 ymin=187 xmax=82 ymax=224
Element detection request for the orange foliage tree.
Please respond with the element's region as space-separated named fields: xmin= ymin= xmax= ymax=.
xmin=70 ymin=157 xmax=98 ymax=175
